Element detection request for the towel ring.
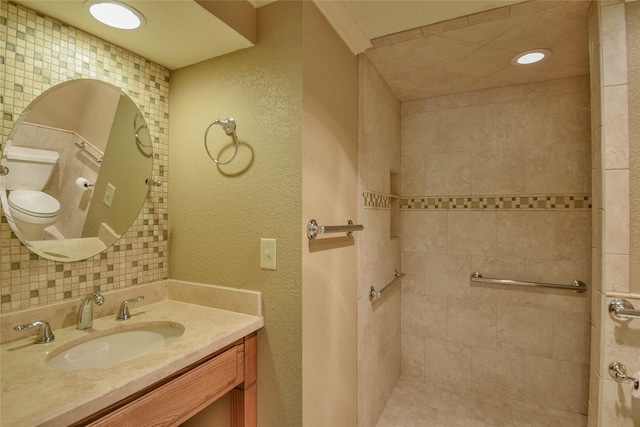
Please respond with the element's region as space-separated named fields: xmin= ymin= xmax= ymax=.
xmin=204 ymin=118 xmax=239 ymax=165
xmin=134 ymin=113 xmax=152 ymax=149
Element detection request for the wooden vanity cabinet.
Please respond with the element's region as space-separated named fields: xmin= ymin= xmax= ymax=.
xmin=74 ymin=332 xmax=257 ymax=427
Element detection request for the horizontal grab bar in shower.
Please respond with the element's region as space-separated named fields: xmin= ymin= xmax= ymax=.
xmin=370 ymin=271 xmax=405 ymax=301
xmin=470 ymin=272 xmax=587 ymax=293
xmin=307 ymin=219 xmax=364 ymax=240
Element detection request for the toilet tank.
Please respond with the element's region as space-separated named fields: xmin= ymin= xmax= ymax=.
xmin=3 ymin=144 xmax=59 ymax=191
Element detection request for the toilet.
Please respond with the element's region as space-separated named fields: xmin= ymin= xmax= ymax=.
xmin=3 ymin=143 xmax=60 ymax=241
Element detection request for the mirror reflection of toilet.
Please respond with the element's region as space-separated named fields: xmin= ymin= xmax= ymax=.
xmin=3 ymin=142 xmax=60 ymax=241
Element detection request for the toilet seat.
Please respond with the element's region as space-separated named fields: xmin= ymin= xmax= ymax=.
xmin=8 ymin=190 xmax=60 ymax=218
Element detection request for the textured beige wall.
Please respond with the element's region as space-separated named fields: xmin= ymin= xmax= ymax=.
xmin=169 ymin=2 xmax=303 ymax=426
xmin=301 ymin=3 xmax=359 ymax=426
xmin=356 ymin=55 xmax=402 ymax=427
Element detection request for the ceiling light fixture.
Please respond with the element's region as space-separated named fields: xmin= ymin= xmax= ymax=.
xmin=86 ymin=1 xmax=146 ymax=30
xmin=511 ymin=49 xmax=552 ymax=65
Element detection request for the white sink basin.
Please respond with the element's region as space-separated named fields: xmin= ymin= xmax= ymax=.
xmin=46 ymin=322 xmax=185 ymax=371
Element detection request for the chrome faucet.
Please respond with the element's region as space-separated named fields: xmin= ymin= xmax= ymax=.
xmin=77 ymin=292 xmax=105 ymax=329
xmin=116 ymin=296 xmax=144 ymax=320
xmin=14 ymin=320 xmax=55 ymax=344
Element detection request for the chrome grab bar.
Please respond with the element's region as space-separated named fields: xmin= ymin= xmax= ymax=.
xmin=609 ymin=298 xmax=640 ymax=322
xmin=609 ymin=362 xmax=640 ymax=391
xmin=307 ymin=219 xmax=364 ymax=240
xmin=370 ymin=271 xmax=405 ymax=301
xmin=470 ymin=272 xmax=587 ymax=293
xmin=74 ymin=140 xmax=103 ymax=164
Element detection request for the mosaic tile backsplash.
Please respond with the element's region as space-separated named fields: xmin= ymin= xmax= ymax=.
xmin=0 ymin=2 xmax=169 ymax=312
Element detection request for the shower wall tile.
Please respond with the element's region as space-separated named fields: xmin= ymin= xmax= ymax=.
xmin=402 ymin=293 xmax=448 ymax=340
xmin=446 ymin=103 xmax=497 ymax=152
xmin=400 ymin=75 xmax=591 ymax=418
xmin=447 ymin=298 xmax=497 ymax=347
xmin=600 ymin=2 xmax=628 ymax=87
xmin=602 ymin=253 xmax=629 ymax=292
xmin=524 ymin=355 xmax=584 ymax=412
xmin=603 ymin=85 xmax=630 ymax=169
xmin=424 ymin=253 xmax=472 ymax=300
xmin=497 ymin=305 xmax=553 ymax=358
xmin=524 ymin=143 xmax=590 ymax=194
xmin=402 ymin=210 xmax=447 ymax=253
xmin=447 ymin=211 xmax=497 ymax=256
xmin=554 ymin=211 xmax=592 ymax=261
xmin=399 ymin=251 xmax=425 ymax=294
xmin=553 ymin=310 xmax=590 ymax=365
xmin=401 ymin=110 xmax=447 ymax=155
xmin=424 ymin=152 xmax=472 ymax=195
xmin=399 ymin=155 xmax=425 ymax=196
xmin=400 ymin=333 xmax=424 ymax=379
xmin=496 ymin=211 xmax=555 ymax=259
xmin=603 ymin=169 xmax=630 ymax=254
xmin=357 ymin=55 xmax=402 ymax=427
xmin=471 ymin=147 xmax=526 ymax=195
xmin=424 ymin=337 xmax=471 ymax=386
xmin=471 ymin=346 xmax=524 ymax=398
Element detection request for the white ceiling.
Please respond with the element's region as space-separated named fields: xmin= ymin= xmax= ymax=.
xmin=363 ymin=0 xmax=591 ymax=100
xmin=12 ymin=0 xmax=591 ymax=100
xmin=347 ymin=0 xmax=525 ymax=39
xmin=13 ymin=0 xmax=538 ymax=70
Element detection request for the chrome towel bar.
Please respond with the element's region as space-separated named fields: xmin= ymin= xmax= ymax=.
xmin=74 ymin=140 xmax=103 ymax=164
xmin=470 ymin=272 xmax=587 ymax=293
xmin=609 ymin=298 xmax=640 ymax=322
xmin=370 ymin=271 xmax=405 ymax=301
xmin=307 ymin=219 xmax=364 ymax=240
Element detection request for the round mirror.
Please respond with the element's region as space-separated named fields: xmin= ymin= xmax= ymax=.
xmin=0 ymin=79 xmax=153 ymax=262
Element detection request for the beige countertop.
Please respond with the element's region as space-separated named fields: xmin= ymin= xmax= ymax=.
xmin=0 ymin=280 xmax=264 ymax=427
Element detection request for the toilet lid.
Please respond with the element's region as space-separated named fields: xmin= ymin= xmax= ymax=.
xmin=8 ymin=190 xmax=60 ymax=218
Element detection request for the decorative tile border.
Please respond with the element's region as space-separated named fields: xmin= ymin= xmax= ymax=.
xmin=363 ymin=192 xmax=392 ymax=209
xmin=400 ymin=194 xmax=592 ymax=210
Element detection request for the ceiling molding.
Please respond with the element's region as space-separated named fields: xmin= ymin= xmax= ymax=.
xmin=312 ymin=0 xmax=372 ymax=55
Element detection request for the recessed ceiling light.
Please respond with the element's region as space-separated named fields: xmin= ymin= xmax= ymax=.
xmin=511 ymin=49 xmax=552 ymax=65
xmin=86 ymin=1 xmax=146 ymax=30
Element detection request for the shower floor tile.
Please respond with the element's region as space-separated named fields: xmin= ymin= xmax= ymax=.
xmin=376 ymin=376 xmax=587 ymax=427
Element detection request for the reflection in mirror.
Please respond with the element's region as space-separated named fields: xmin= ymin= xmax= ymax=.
xmin=0 ymin=79 xmax=153 ymax=262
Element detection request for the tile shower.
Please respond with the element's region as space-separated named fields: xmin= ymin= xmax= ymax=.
xmin=358 ymin=11 xmax=592 ymax=427
xmin=398 ymin=76 xmax=591 ymax=424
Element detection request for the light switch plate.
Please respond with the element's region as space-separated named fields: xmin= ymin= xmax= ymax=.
xmin=260 ymin=238 xmax=276 ymax=270
xmin=103 ymin=183 xmax=116 ymax=207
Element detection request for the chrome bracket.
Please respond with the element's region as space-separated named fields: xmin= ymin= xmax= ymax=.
xmin=608 ymin=298 xmax=640 ymax=322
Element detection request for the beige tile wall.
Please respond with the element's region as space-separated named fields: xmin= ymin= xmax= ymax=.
xmin=0 ymin=2 xmax=169 ymax=312
xmin=400 ymin=75 xmax=591 ymax=422
xmin=588 ymin=1 xmax=639 ymax=426
xmin=357 ymin=55 xmax=402 ymax=427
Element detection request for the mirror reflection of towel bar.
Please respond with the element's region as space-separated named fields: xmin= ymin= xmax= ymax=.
xmin=74 ymin=141 xmax=103 ymax=164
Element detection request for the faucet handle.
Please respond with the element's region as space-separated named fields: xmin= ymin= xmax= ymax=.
xmin=117 ymin=296 xmax=144 ymax=320
xmin=14 ymin=320 xmax=55 ymax=344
